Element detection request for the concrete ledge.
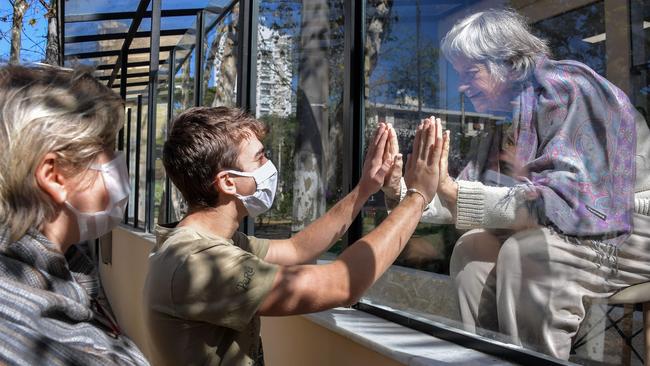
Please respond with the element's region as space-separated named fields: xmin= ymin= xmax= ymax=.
xmin=300 ymin=308 xmax=514 ymax=366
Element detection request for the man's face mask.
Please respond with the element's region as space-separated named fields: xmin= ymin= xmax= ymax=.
xmin=65 ymin=152 xmax=130 ymax=242
xmin=226 ymin=160 xmax=278 ymax=217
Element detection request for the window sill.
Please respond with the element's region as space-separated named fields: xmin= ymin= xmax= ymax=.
xmin=301 ymin=307 xmax=515 ymax=366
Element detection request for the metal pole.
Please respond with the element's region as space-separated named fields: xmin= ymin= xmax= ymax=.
xmin=343 ymin=0 xmax=365 ymax=245
xmin=416 ymin=0 xmax=422 ymax=121
xmin=117 ymin=49 xmax=128 ymax=152
xmin=194 ymin=11 xmax=204 ymax=107
xmin=57 ymin=0 xmax=64 ymax=66
xmin=145 ymin=0 xmax=161 ymax=232
xmin=124 ymin=108 xmax=132 ymax=223
xmin=134 ymin=95 xmax=143 ymax=228
xmin=237 ymin=0 xmax=259 ymax=235
xmin=165 ymin=50 xmax=175 ymax=224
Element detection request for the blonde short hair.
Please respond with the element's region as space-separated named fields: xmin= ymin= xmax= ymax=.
xmin=0 ymin=65 xmax=124 ymax=241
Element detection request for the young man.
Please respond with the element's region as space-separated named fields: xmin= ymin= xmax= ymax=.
xmin=143 ymin=106 xmax=443 ymax=366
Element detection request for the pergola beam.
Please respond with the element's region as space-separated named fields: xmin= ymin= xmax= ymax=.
xmin=96 ymin=60 xmax=158 ymax=70
xmin=64 ymin=8 xmax=205 ymax=23
xmin=65 ymin=28 xmax=190 ymax=43
xmin=64 ymin=45 xmax=174 ymax=59
xmin=98 ymin=71 xmax=150 ymax=80
xmin=108 ymin=0 xmax=150 ymax=88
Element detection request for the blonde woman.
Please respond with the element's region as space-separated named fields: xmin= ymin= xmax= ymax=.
xmin=0 ymin=65 xmax=148 ymax=365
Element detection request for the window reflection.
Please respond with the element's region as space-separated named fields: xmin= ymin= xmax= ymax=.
xmin=168 ymin=49 xmax=195 ymax=221
xmin=364 ymin=1 xmax=650 ymax=365
xmin=202 ymin=6 xmax=239 ymax=108
xmin=254 ymin=1 xmax=345 ymax=243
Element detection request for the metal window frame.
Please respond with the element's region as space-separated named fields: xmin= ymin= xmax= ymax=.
xmin=342 ymin=0 xmax=365 ymax=247
xmin=124 ymin=108 xmax=132 ymax=223
xmin=354 ymin=302 xmax=574 ymax=366
xmin=194 ymin=10 xmax=205 ymax=107
xmin=134 ymin=94 xmax=143 ymax=229
xmin=164 ymin=49 xmax=176 ymax=224
xmin=144 ymin=0 xmax=161 ymax=233
xmin=237 ymin=0 xmax=257 ymax=235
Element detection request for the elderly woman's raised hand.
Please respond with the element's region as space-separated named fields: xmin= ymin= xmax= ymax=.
xmin=403 ymin=118 xmax=443 ymax=208
xmin=381 ymin=124 xmax=403 ymax=204
xmin=436 ymin=122 xmax=458 ymax=207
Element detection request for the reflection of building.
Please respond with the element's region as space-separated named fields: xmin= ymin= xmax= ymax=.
xmin=367 ymin=102 xmax=503 ymax=137
xmin=256 ymin=26 xmax=293 ymax=117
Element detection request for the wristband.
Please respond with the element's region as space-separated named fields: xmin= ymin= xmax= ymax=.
xmin=406 ymin=188 xmax=430 ymax=212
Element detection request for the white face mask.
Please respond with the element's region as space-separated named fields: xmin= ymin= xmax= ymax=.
xmin=226 ymin=160 xmax=278 ymax=217
xmin=65 ymin=152 xmax=130 ymax=242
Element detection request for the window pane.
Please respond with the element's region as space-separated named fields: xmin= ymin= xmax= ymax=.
xmin=153 ymin=64 xmax=170 ymax=226
xmin=202 ymin=5 xmax=239 ymax=107
xmin=165 ymin=47 xmax=196 ymax=222
xmin=253 ymin=1 xmax=346 ymax=243
xmin=362 ymin=1 xmax=648 ymax=365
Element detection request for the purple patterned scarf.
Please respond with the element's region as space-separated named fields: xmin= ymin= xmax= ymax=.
xmin=460 ymin=57 xmax=636 ymax=245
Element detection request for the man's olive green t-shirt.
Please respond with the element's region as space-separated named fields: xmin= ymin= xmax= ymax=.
xmin=144 ymin=224 xmax=279 ymax=366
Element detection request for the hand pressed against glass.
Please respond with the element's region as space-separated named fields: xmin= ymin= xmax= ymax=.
xmin=358 ymin=123 xmax=395 ymax=197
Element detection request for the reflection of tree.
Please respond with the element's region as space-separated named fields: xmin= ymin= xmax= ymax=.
xmin=203 ymin=7 xmax=239 ymax=107
xmin=259 ymin=114 xmax=297 ymax=222
xmin=180 ymin=56 xmax=193 ymax=110
xmin=291 ymin=0 xmax=330 ymax=231
xmin=167 ymin=56 xmax=194 ymax=221
xmin=364 ymin=0 xmax=395 ymax=143
xmin=531 ymin=3 xmax=605 ymax=75
xmin=365 ymin=0 xmax=395 ymax=99
xmin=369 ymin=36 xmax=440 ymax=109
xmin=257 ymin=1 xmax=347 ymax=233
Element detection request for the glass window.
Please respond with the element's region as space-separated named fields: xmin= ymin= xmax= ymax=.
xmin=532 ymin=2 xmax=606 ymax=75
xmin=138 ymin=16 xmax=199 ymax=32
xmin=253 ymin=0 xmax=346 ymax=244
xmin=96 ymin=1 xmax=649 ymax=363
xmin=201 ymin=4 xmax=239 ymax=107
xmin=153 ymin=65 xmax=171 ymax=225
xmin=166 ymin=46 xmax=196 ymax=222
xmin=64 ymin=55 xmax=118 ymax=68
xmin=65 ymin=40 xmax=125 ymax=55
xmin=124 ymin=93 xmax=149 ymax=229
xmin=65 ymin=20 xmax=131 ymax=37
xmin=64 ymin=1 xmax=140 ymax=16
xmin=361 ymin=1 xmax=648 ymax=365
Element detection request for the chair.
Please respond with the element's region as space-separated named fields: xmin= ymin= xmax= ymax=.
xmin=573 ymin=282 xmax=650 ymax=365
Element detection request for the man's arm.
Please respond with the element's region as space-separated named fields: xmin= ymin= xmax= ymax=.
xmin=264 ymin=123 xmax=395 ymax=266
xmin=263 ymin=185 xmax=371 ymax=265
xmin=258 ymin=193 xmax=426 ymax=315
xmin=258 ymin=118 xmax=443 ymax=316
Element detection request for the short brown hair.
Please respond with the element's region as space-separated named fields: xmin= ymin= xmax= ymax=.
xmin=163 ymin=106 xmax=266 ymax=209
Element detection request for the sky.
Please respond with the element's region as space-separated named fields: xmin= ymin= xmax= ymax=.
xmin=0 ymin=0 xmax=218 ymax=64
xmin=0 ymin=0 xmax=50 ymax=63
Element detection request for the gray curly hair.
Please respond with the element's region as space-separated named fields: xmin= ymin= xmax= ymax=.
xmin=441 ymin=9 xmax=550 ymax=82
xmin=0 ymin=65 xmax=124 ymax=241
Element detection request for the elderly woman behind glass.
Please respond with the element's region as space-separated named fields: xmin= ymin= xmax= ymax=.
xmin=383 ymin=9 xmax=650 ymax=360
xmin=0 ymin=65 xmax=148 ymax=365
